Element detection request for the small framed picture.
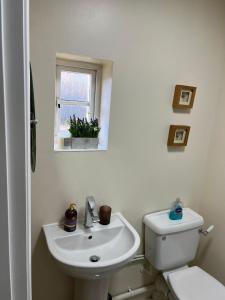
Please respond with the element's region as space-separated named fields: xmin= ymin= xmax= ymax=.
xmin=172 ymin=85 xmax=197 ymax=109
xmin=167 ymin=125 xmax=190 ymax=146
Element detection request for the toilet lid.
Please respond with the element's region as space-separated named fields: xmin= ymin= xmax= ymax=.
xmin=168 ymin=266 xmax=225 ymax=300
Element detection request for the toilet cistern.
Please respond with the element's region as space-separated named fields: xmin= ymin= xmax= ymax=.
xmin=84 ymin=196 xmax=100 ymax=228
xmin=143 ymin=208 xmax=222 ymax=300
xmin=143 ymin=208 xmax=205 ymax=271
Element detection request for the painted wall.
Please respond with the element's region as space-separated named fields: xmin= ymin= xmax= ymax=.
xmin=197 ymin=74 xmax=225 ymax=285
xmin=30 ymin=0 xmax=225 ymax=299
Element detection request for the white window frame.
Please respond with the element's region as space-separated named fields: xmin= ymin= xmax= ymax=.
xmin=55 ymin=59 xmax=102 ymax=135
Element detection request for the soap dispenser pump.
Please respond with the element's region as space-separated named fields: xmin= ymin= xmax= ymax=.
xmin=169 ymin=198 xmax=183 ymax=220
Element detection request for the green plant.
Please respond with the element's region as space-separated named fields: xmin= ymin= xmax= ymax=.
xmin=69 ymin=115 xmax=101 ymax=138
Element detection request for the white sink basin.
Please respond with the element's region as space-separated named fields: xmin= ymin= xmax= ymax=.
xmin=43 ymin=212 xmax=140 ymax=280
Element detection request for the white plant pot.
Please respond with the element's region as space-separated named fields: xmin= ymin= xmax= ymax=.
xmin=71 ymin=137 xmax=99 ymax=149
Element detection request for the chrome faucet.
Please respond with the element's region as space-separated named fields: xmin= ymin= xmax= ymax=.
xmin=84 ymin=196 xmax=99 ymax=228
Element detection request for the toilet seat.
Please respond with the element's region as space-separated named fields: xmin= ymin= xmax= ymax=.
xmin=167 ymin=266 xmax=225 ymax=300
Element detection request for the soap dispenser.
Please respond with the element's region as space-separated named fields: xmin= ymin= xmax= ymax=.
xmin=169 ymin=198 xmax=183 ymax=220
xmin=64 ymin=203 xmax=77 ymax=232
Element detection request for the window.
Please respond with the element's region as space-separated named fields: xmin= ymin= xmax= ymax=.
xmin=54 ymin=55 xmax=113 ymax=152
xmin=55 ymin=59 xmax=102 ymax=137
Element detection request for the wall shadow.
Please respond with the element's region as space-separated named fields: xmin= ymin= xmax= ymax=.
xmin=32 ymin=230 xmax=74 ymax=300
xmin=172 ymin=108 xmax=191 ymax=114
xmin=167 ymin=146 xmax=185 ymax=152
xmin=195 ymin=237 xmax=213 ymax=267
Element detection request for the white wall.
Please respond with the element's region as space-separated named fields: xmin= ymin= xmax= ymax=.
xmin=30 ymin=0 xmax=225 ymax=299
xmin=197 ymin=74 xmax=225 ymax=284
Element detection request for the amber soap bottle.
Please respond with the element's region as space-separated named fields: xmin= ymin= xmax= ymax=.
xmin=64 ymin=203 xmax=77 ymax=232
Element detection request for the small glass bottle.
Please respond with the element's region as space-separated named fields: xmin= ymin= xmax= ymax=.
xmin=64 ymin=203 xmax=77 ymax=232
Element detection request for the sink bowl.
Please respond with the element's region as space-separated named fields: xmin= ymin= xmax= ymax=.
xmin=43 ymin=212 xmax=140 ymax=300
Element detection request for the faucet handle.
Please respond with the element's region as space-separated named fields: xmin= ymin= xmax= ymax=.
xmin=92 ymin=216 xmax=100 ymax=223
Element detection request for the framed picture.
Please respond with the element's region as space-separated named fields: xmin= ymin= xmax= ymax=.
xmin=172 ymin=85 xmax=197 ymax=109
xmin=167 ymin=125 xmax=190 ymax=146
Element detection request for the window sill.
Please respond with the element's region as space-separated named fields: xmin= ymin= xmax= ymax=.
xmin=54 ymin=144 xmax=108 ymax=152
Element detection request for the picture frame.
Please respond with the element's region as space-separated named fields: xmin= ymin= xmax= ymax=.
xmin=167 ymin=125 xmax=190 ymax=147
xmin=172 ymin=85 xmax=197 ymax=109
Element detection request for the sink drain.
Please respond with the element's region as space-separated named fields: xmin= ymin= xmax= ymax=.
xmin=90 ymin=255 xmax=100 ymax=262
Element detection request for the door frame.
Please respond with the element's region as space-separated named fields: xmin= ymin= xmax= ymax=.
xmin=0 ymin=0 xmax=31 ymax=299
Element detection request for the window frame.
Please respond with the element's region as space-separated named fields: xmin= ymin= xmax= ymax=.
xmin=55 ymin=59 xmax=102 ymax=136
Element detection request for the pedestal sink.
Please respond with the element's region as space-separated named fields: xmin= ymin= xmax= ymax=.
xmin=43 ymin=212 xmax=140 ymax=300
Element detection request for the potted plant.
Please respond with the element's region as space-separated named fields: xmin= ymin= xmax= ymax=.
xmin=69 ymin=115 xmax=101 ymax=149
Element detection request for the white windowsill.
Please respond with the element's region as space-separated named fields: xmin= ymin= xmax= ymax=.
xmin=54 ymin=144 xmax=108 ymax=152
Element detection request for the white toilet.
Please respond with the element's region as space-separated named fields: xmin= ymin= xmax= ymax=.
xmin=143 ymin=208 xmax=225 ymax=300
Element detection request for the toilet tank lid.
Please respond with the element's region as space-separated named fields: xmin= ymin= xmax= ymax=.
xmin=143 ymin=208 xmax=204 ymax=235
